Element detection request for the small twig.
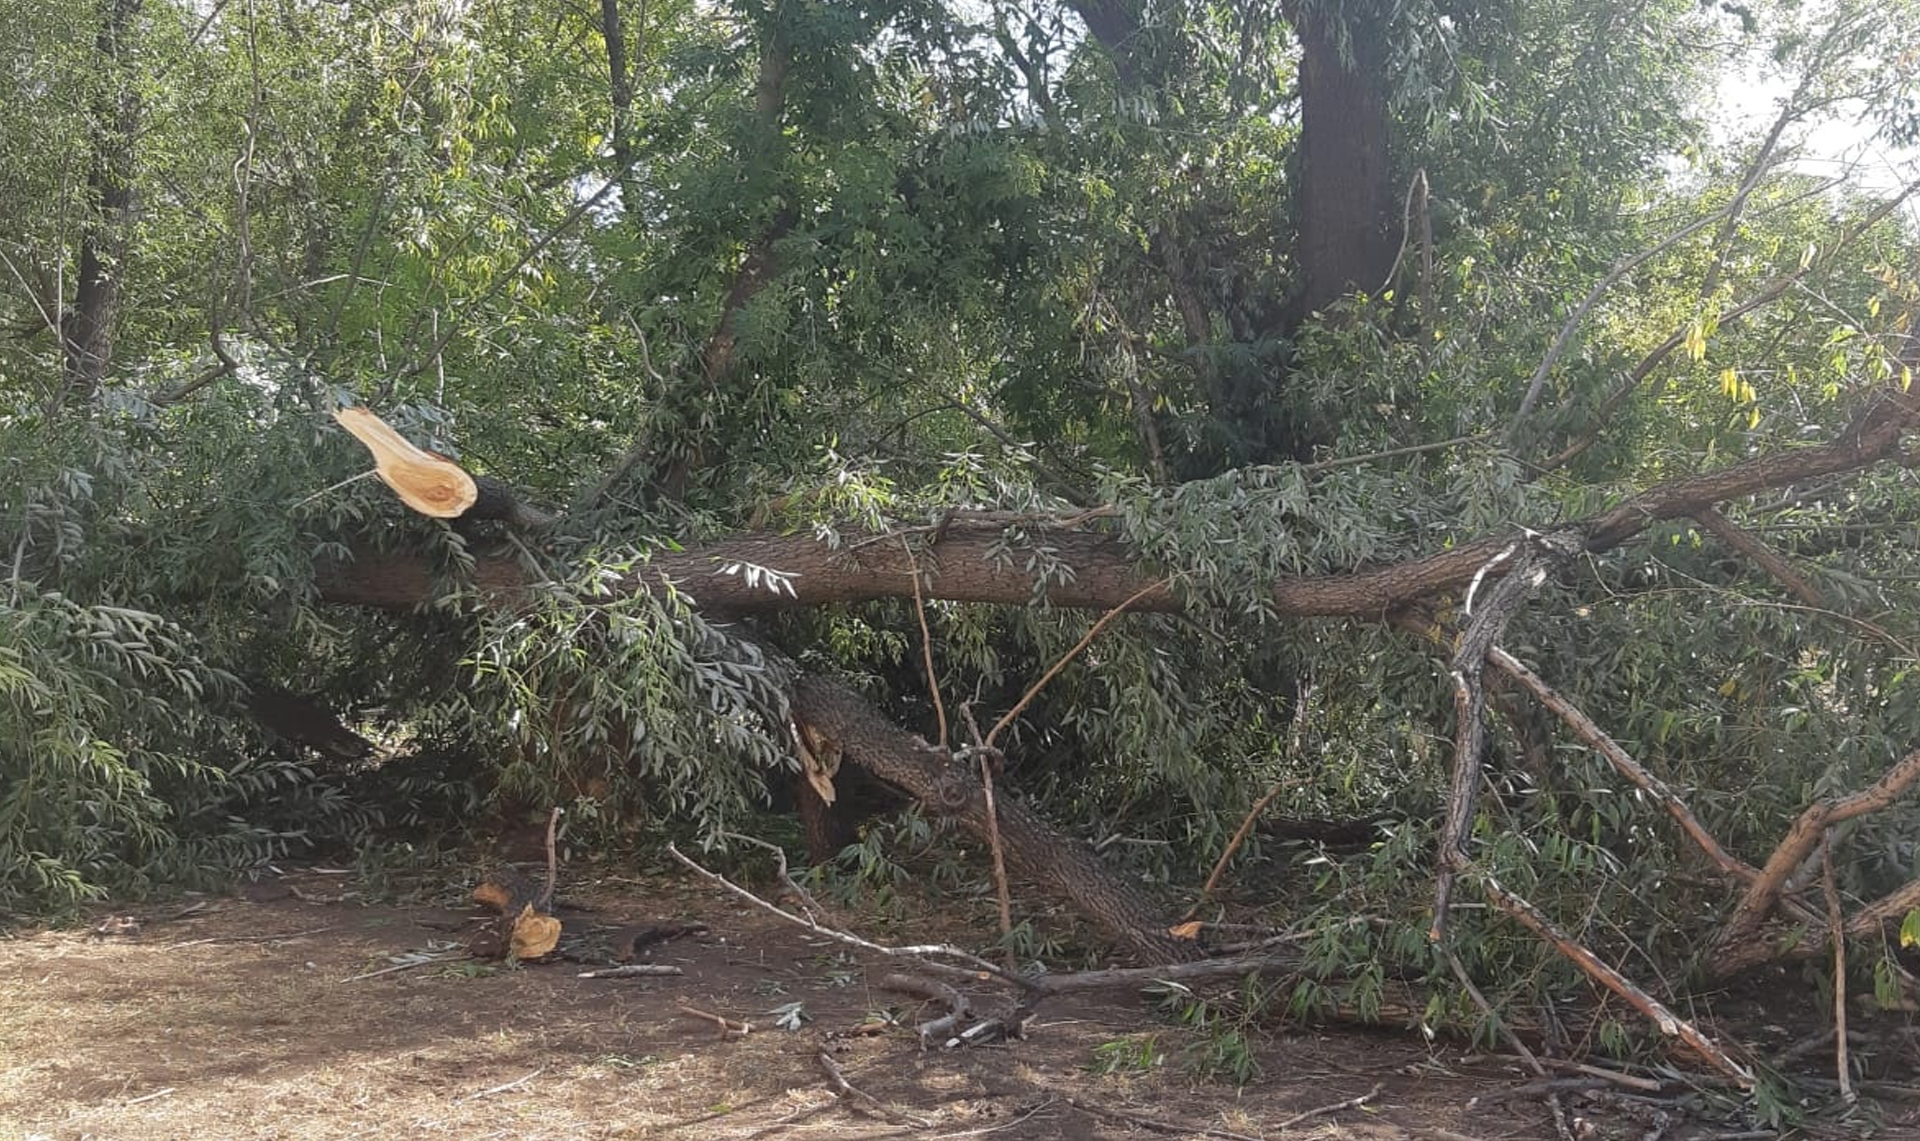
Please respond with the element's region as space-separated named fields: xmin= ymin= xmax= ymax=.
xmin=167 ymin=926 xmax=337 ymax=947
xmin=1509 ymin=207 xmax=1732 ymax=436
xmin=1470 ymin=1077 xmax=1612 ymax=1106
xmin=678 ymin=1003 xmax=752 ymax=1038
xmin=817 ymin=1051 xmax=932 ymax=1127
xmin=665 ymin=842 xmax=1026 ymax=990
xmin=1821 ymin=831 xmax=1854 ymax=1105
xmin=958 ymin=702 xmax=1017 ymax=972
xmin=537 ymin=806 xmax=561 ymax=913
xmin=1273 ymin=1081 xmax=1383 ymax=1130
xmin=339 ymin=953 xmax=464 ymax=982
xmin=1064 ymin=1096 xmax=1263 ymax=1141
xmin=462 ymin=1067 xmax=544 ymax=1101
xmin=578 ymin=964 xmax=684 ymax=979
xmin=1188 ymin=776 xmax=1303 ymax=919
xmin=123 ymin=1087 xmax=177 ymax=1107
xmin=290 ymin=468 xmax=377 ymax=511
xmin=977 ymin=752 xmax=1018 ymax=973
xmin=901 ymin=537 xmax=949 ymax=749
xmin=985 ymin=578 xmax=1167 ymax=751
xmin=1446 ymin=950 xmax=1546 ymax=1077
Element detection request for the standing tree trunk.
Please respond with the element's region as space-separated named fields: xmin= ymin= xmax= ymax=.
xmin=1282 ymin=0 xmax=1401 ymax=331
xmin=656 ymin=9 xmax=794 ymax=500
xmin=62 ymin=0 xmax=144 ymax=405
xmin=600 ymin=0 xmax=642 ymax=214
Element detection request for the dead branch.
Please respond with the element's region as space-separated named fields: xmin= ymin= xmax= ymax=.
xmin=664 ymin=841 xmax=1026 ymax=990
xmin=1692 ymin=507 xmax=1823 ymax=607
xmin=1711 ymin=745 xmax=1920 ymax=974
xmin=977 ymin=751 xmax=1017 ymax=973
xmin=1487 ymin=648 xmax=1757 ymax=884
xmin=958 ymin=702 xmax=1017 ymax=972
xmin=1848 ymin=876 xmax=1920 ymax=936
xmin=577 ymin=964 xmax=684 ymax=979
xmin=677 ymin=1003 xmax=751 ymax=1038
xmin=1470 ymin=1077 xmax=1615 ymax=1105
xmin=538 ymin=806 xmax=560 ymax=913
xmin=1472 ymin=868 xmax=1753 ymax=1086
xmin=816 ymin=1051 xmax=932 ymax=1128
xmin=1433 ymin=537 xmax=1564 ymax=941
xmin=877 ymin=972 xmax=973 ymax=1044
xmin=984 ymin=578 xmax=1168 ymax=751
xmin=1821 ymin=833 xmax=1855 ymax=1105
xmin=1274 ymin=1082 xmax=1384 ymax=1130
xmin=1033 ymin=951 xmax=1303 ymax=995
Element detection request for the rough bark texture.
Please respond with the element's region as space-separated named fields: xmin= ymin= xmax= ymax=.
xmin=62 ymin=0 xmax=144 ymax=403
xmin=788 ymin=675 xmax=1198 ymax=963
xmin=1282 ymin=0 xmax=1401 ymax=331
xmin=319 ymin=388 xmax=1920 ymax=619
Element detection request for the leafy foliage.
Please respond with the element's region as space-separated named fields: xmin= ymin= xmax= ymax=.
xmin=2 ymin=0 xmax=1920 ymax=1098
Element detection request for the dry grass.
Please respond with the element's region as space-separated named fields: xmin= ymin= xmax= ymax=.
xmin=1 ymin=869 xmax=1541 ymax=1140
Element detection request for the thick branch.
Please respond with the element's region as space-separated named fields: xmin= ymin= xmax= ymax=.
xmin=1487 ymin=647 xmax=1757 ymax=883
xmin=320 ymin=387 xmax=1919 ymax=620
xmin=1709 ymin=745 xmax=1920 ymax=974
xmin=1692 ymin=506 xmax=1824 ymax=607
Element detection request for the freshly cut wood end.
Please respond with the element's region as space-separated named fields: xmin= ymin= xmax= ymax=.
xmin=333 ymin=407 xmax=478 ymax=518
xmin=473 ymin=879 xmax=514 ymax=913
xmin=509 ymin=904 xmax=562 ymax=960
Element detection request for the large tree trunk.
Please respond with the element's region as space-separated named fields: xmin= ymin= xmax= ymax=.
xmin=788 ymin=676 xmax=1199 ymax=962
xmin=317 ymin=389 xmax=1917 ymax=966
xmin=1282 ymin=0 xmax=1401 ymax=332
xmin=321 ymin=389 xmax=1920 ymax=620
xmin=61 ymin=0 xmax=144 ymax=404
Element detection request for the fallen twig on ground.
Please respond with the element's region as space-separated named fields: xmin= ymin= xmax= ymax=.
xmin=1064 ymin=1096 xmax=1263 ymax=1141
xmin=340 ymin=950 xmax=466 ymax=982
xmin=578 ymin=964 xmax=684 ymax=979
xmin=167 ymin=926 xmax=337 ymax=947
xmin=817 ymin=1051 xmax=933 ymax=1128
xmin=666 ymin=839 xmax=1024 ymax=990
xmin=677 ymin=1002 xmax=751 ymax=1038
xmin=1273 ymin=1081 xmax=1384 ymax=1130
xmin=462 ymin=1067 xmax=544 ymax=1101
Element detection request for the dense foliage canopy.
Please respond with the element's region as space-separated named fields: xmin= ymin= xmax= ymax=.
xmin=5 ymin=0 xmax=1920 ymax=1091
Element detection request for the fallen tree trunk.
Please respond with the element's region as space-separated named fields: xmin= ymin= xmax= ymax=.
xmin=787 ymin=674 xmax=1200 ymax=963
xmin=313 ymin=391 xmax=1920 ymax=970
xmin=319 ymin=390 xmax=1920 ymax=619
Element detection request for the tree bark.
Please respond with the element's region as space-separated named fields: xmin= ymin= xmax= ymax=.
xmin=788 ymin=675 xmax=1198 ymax=962
xmin=1282 ymin=0 xmax=1401 ymax=331
xmin=319 ymin=387 xmax=1920 ymax=620
xmin=62 ymin=0 xmax=145 ymax=404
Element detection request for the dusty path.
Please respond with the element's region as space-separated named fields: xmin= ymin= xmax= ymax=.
xmin=2 ymin=868 xmax=1559 ymax=1140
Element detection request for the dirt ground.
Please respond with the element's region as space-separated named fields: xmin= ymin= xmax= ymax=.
xmin=0 ymin=865 xmax=1890 ymax=1141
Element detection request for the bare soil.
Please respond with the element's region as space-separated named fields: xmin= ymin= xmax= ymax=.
xmin=0 ymin=866 xmax=1884 ymax=1140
